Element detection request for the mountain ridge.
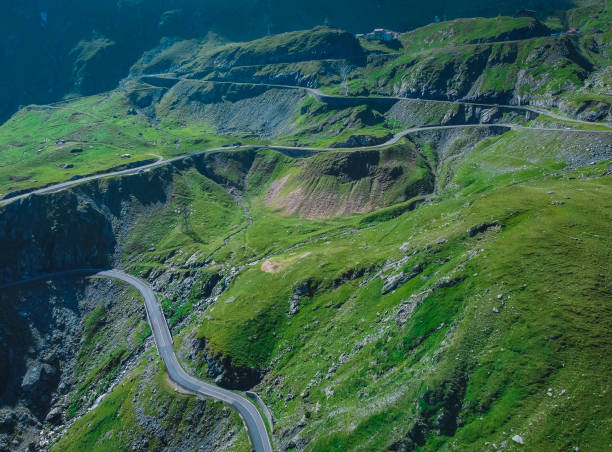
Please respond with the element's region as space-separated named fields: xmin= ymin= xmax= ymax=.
xmin=0 ymin=3 xmax=611 ymax=451
xmin=0 ymin=0 xmax=602 ymax=123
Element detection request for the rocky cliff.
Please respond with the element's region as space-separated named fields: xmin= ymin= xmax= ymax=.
xmin=0 ymin=0 xmax=596 ymax=123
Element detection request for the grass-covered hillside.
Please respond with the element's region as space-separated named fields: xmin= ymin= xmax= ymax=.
xmin=27 ymin=120 xmax=607 ymax=451
xmin=193 ymin=167 xmax=612 ymax=452
xmin=2 ymin=0 xmax=593 ymax=124
xmin=1 ymin=4 xmax=611 ymax=451
xmin=151 ymin=7 xmax=607 ymax=119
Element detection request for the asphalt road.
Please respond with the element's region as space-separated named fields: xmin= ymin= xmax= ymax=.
xmin=0 ymin=144 xmax=261 ymax=207
xmin=152 ymin=75 xmax=612 ymax=127
xmin=2 ymin=118 xmax=610 ymax=208
xmin=2 ymin=74 xmax=611 ymax=207
xmin=0 ymin=269 xmax=273 ymax=452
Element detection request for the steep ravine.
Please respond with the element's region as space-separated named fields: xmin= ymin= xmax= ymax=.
xmin=0 ymin=161 xmax=240 ymax=450
xmin=0 ymin=278 xmax=108 ymax=450
xmin=1 ymin=124 xmax=611 ymax=449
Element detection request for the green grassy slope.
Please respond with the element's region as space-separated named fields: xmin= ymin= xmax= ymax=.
xmin=192 ymin=163 xmax=611 ymax=451
xmin=183 ymin=27 xmax=364 ymax=73
xmin=398 ymin=17 xmax=550 ymax=52
xmin=0 ymin=89 xmax=246 ymax=198
xmin=123 ymin=167 xmax=248 ymax=268
xmin=2 ymin=6 xmax=612 ymax=450
xmin=107 ymin=126 xmax=612 ymax=450
xmin=332 ymin=32 xmax=607 ymax=109
xmin=64 ymin=283 xmax=149 ymax=420
xmin=53 ymin=354 xmax=250 ymax=452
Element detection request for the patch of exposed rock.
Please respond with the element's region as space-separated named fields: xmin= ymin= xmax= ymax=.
xmin=188 ymin=335 xmax=262 ymax=391
xmin=382 ymin=263 xmax=425 ymax=295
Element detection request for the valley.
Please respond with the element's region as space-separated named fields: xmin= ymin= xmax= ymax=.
xmin=0 ymin=2 xmax=611 ymax=452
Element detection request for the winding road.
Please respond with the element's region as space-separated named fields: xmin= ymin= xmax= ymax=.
xmin=1 ymin=120 xmax=610 ymax=207
xmin=1 ymin=75 xmax=611 ymax=452
xmin=145 ymin=75 xmax=612 ymax=127
xmin=0 ymin=269 xmax=273 ymax=452
xmin=2 ymin=75 xmax=611 ymax=207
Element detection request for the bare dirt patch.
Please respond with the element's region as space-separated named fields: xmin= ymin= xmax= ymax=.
xmin=264 ymin=174 xmax=290 ymax=206
xmin=261 ymin=260 xmax=282 ymax=273
xmin=269 ymin=185 xmax=377 ymax=219
xmin=261 ymin=252 xmax=312 ymax=273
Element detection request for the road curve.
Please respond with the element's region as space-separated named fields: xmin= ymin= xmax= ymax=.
xmin=2 ymin=121 xmax=610 ymax=207
xmin=0 ymin=144 xmax=263 ymax=207
xmin=0 ymin=269 xmax=273 ymax=452
xmin=2 ymin=74 xmax=611 ymax=207
xmin=148 ymin=75 xmax=612 ymax=127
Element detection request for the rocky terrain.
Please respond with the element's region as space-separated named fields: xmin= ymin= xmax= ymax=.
xmin=0 ymin=2 xmax=611 ymax=452
xmin=1 ymin=121 xmax=611 ymax=450
xmin=1 ymin=1 xmax=604 ymax=123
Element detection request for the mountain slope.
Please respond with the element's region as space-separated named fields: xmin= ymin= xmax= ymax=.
xmin=1 ymin=127 xmax=610 ymax=450
xmin=0 ymin=4 xmax=611 ymax=452
xmin=0 ymin=0 xmax=600 ymax=123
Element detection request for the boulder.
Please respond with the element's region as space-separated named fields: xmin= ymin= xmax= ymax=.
xmin=467 ymin=221 xmax=500 ymax=237
xmin=382 ymin=272 xmax=408 ymax=294
xmin=0 ymin=412 xmax=15 ymax=434
xmin=382 ymin=264 xmax=424 ymax=295
xmin=44 ymin=407 xmax=63 ymax=425
xmin=21 ymin=363 xmax=56 ymax=392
